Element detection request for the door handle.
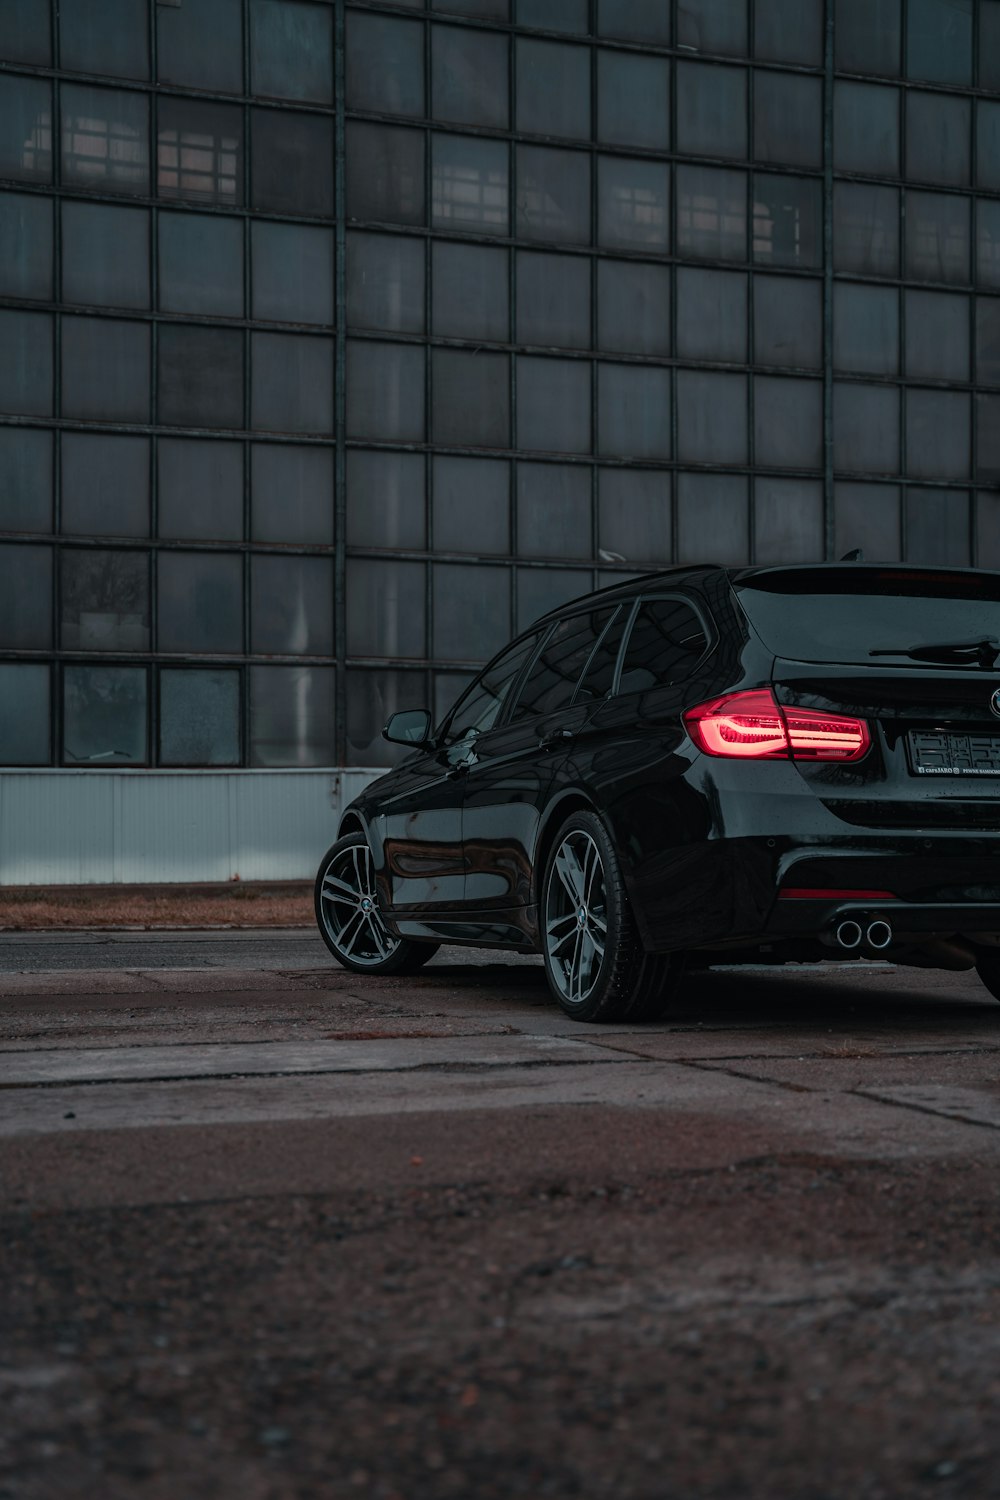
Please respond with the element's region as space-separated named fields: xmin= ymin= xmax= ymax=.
xmin=538 ymin=727 xmax=575 ymax=750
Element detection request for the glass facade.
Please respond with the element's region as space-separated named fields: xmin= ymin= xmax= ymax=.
xmin=0 ymin=0 xmax=998 ymax=770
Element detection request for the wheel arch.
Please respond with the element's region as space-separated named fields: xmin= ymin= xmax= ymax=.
xmin=531 ymin=790 xmax=600 ymax=910
xmin=337 ymin=809 xmax=366 ymax=841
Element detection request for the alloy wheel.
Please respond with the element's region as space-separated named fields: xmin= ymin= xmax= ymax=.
xmin=544 ymin=829 xmax=608 ymax=1006
xmin=318 ymin=842 xmax=400 ymax=967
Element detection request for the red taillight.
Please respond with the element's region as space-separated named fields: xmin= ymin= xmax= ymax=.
xmin=684 ymin=688 xmax=870 ymax=763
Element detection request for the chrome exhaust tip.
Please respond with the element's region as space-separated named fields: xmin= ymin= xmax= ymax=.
xmin=834 ymin=919 xmax=863 ymax=950
xmin=866 ymin=919 xmax=893 ymax=951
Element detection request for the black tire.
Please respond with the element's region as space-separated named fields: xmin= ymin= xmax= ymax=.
xmin=315 ymin=835 xmax=439 ymax=975
xmin=540 ymin=810 xmax=685 ymax=1023
xmin=974 ymin=947 xmax=1000 ymax=1003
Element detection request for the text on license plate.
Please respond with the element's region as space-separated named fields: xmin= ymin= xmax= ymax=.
xmin=909 ymin=730 xmax=1000 ymax=775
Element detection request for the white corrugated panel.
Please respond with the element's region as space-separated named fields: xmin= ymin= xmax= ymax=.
xmin=0 ymin=768 xmax=385 ymax=885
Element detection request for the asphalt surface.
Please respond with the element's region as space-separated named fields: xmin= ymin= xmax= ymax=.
xmin=3 ymin=931 xmax=1000 ymax=1499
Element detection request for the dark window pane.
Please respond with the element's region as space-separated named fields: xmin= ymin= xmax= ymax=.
xmin=906 ymin=91 xmax=971 ymax=186
xmin=676 ymin=267 xmax=746 ymax=360
xmin=61 ymin=434 xmax=149 ymax=537
xmin=2 ymin=1 xmax=51 ymax=65
xmin=0 ymin=191 xmax=52 ymax=299
xmin=433 ymin=133 xmax=509 ymax=235
xmin=754 ymin=377 xmax=823 ymax=468
xmin=516 ymin=357 xmax=591 ymax=454
xmin=346 ymin=559 xmax=426 ymax=657
xmin=62 ymin=316 xmax=149 ymax=422
xmin=980 ymin=491 xmax=1000 ymax=568
xmin=346 ymin=341 xmax=425 ymax=442
xmin=519 ymin=0 xmax=588 ymax=32
xmin=0 ymin=310 xmax=52 ymax=416
xmin=250 ymin=0 xmax=332 ymax=104
xmin=978 ymin=103 xmax=1000 ymax=194
xmin=0 ymin=543 xmax=51 ymax=647
xmin=516 ymin=38 xmax=591 ymax=140
xmin=64 ymin=666 xmax=146 ymax=766
xmin=834 ymin=482 xmax=901 ymax=562
xmin=345 ymin=12 xmax=424 ymax=116
xmin=833 ymin=382 xmax=900 ymax=474
xmin=0 ymin=664 xmax=49 ymax=765
xmin=982 ymin=2 xmax=1000 ymax=90
xmin=61 ymin=84 xmax=148 ymax=194
xmin=432 ymin=24 xmax=508 ymax=129
xmin=251 ymin=109 xmax=334 ymax=218
xmin=347 ymin=449 xmax=425 ymax=550
xmin=753 ymin=173 xmax=820 ymax=268
xmin=598 ymin=469 xmax=671 ymax=565
xmin=906 ymin=390 xmax=970 ymax=479
xmin=754 ymin=0 xmax=822 ymax=64
xmin=835 ymin=0 xmax=900 ymax=75
xmin=979 ymin=200 xmax=1000 ymax=290
xmin=432 ymin=348 xmax=510 ymax=447
xmin=158 ymin=438 xmax=244 ymax=541
xmin=251 ymin=332 xmax=334 ymax=435
xmin=252 ymin=222 xmax=333 ymax=326
xmin=60 ymin=549 xmax=149 ymax=651
xmin=620 ymin=598 xmax=708 ymax=693
xmin=0 ymin=428 xmax=52 ymax=533
xmin=905 ymin=488 xmax=970 ymax=566
xmin=517 ymin=463 xmax=591 ymax=559
xmin=754 ymin=477 xmax=824 ymax=563
xmin=157 ymin=97 xmax=242 ymax=206
xmin=833 ymin=282 xmax=899 ymax=375
xmin=597 ymin=363 xmax=672 ymax=460
xmin=516 ymin=566 xmax=592 ymax=631
xmin=905 ymin=190 xmax=970 ymax=285
xmin=679 ymin=165 xmax=748 ymax=262
xmin=677 ymin=472 xmax=749 ymax=563
xmin=252 ymin=444 xmax=334 ymax=545
xmin=516 ymin=252 xmax=590 ymax=349
xmin=518 ymin=144 xmax=590 ymax=245
xmin=676 ymin=62 xmax=747 ymax=159
xmin=433 ymin=563 xmax=510 ymax=661
xmin=60 ymin=0 xmax=148 ymax=80
xmin=598 ymin=0 xmax=671 ymax=42
xmin=511 ymin=609 xmax=614 ymax=719
xmin=0 ymin=75 xmax=51 ymax=183
xmin=346 ymin=669 xmax=429 ymax=768
xmin=597 ymin=51 xmax=670 ymax=151
xmin=905 ymin=289 xmax=970 ymax=381
xmin=597 ymin=155 xmax=669 ymax=251
xmin=676 ymin=371 xmax=748 ymax=464
xmin=347 ymin=232 xmax=424 ymax=335
xmin=597 ymin=260 xmax=671 ymax=357
xmin=434 ymin=456 xmax=509 ymax=554
xmin=976 ymin=297 xmax=1000 ymax=385
xmin=158 ymin=552 xmax=242 ymax=654
xmin=158 ymin=212 xmax=243 ymax=318
xmin=160 ymin=669 xmax=240 ymax=766
xmin=833 ymin=183 xmax=899 ymax=277
xmin=677 ymin=0 xmax=746 ymax=53
xmin=978 ymin=396 xmax=1000 ymax=482
xmin=443 ymin=633 xmax=538 ymax=739
xmin=61 ymin=200 xmax=149 ymax=310
xmin=833 ymin=82 xmax=899 ymax=177
xmin=157 ymin=0 xmax=243 ymax=94
xmin=753 ymin=275 xmax=822 ymax=368
xmin=754 ymin=72 xmax=821 ymax=169
xmin=906 ymin=0 xmax=972 ymax=86
xmin=431 ymin=242 xmax=508 ymax=340
xmin=249 ymin=666 xmax=334 ymax=767
xmin=251 ymin=555 xmax=333 ymax=655
xmin=158 ymin=325 xmax=242 ymax=429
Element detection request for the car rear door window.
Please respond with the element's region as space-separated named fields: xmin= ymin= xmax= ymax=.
xmin=509 ymin=607 xmax=617 ymax=721
xmin=619 ymin=598 xmax=709 ymax=693
xmin=444 ymin=630 xmax=542 ymax=740
xmin=575 ymin=603 xmax=630 ymax=702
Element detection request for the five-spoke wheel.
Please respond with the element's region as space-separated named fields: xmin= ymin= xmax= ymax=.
xmin=544 ymin=829 xmax=609 ymax=1008
xmin=314 ymin=835 xmax=439 ymax=975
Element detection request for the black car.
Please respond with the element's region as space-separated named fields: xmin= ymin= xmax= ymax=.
xmin=315 ymin=563 xmax=1000 ymax=1022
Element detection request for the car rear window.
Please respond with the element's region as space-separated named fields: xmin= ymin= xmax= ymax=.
xmin=735 ymin=568 xmax=1000 ymax=665
xmin=618 ymin=598 xmax=708 ymax=693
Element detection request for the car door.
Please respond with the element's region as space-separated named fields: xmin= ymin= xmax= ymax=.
xmin=461 ymin=606 xmax=624 ymax=913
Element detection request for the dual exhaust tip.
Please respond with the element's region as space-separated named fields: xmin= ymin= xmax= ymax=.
xmin=833 ymin=917 xmax=893 ymax=952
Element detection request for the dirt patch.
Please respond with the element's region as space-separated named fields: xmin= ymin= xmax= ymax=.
xmin=0 ymin=883 xmax=313 ymax=932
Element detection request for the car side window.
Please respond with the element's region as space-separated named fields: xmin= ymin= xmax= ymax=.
xmin=574 ymin=604 xmax=629 ymax=703
xmin=442 ymin=631 xmax=542 ymax=741
xmin=618 ymin=598 xmax=708 ymax=694
xmin=508 ymin=608 xmax=616 ymax=722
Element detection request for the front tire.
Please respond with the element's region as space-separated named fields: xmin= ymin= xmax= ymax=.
xmin=540 ymin=811 xmax=685 ymax=1023
xmin=315 ymin=835 xmax=439 ymax=975
xmin=974 ymin=946 xmax=1000 ymax=1003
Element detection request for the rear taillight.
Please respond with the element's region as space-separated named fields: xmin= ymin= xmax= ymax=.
xmin=684 ymin=688 xmax=870 ymax=763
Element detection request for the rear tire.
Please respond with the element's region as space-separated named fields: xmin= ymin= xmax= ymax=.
xmin=974 ymin=947 xmax=1000 ymax=1003
xmin=540 ymin=810 xmax=685 ymax=1023
xmin=315 ymin=835 xmax=439 ymax=975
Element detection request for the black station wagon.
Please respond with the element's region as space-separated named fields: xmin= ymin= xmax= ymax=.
xmin=316 ymin=563 xmax=1000 ymax=1022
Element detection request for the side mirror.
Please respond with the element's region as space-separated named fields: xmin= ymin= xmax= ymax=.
xmin=382 ymin=708 xmax=434 ymax=748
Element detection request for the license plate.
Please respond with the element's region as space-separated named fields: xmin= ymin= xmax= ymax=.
xmin=908 ymin=730 xmax=1000 ymax=776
